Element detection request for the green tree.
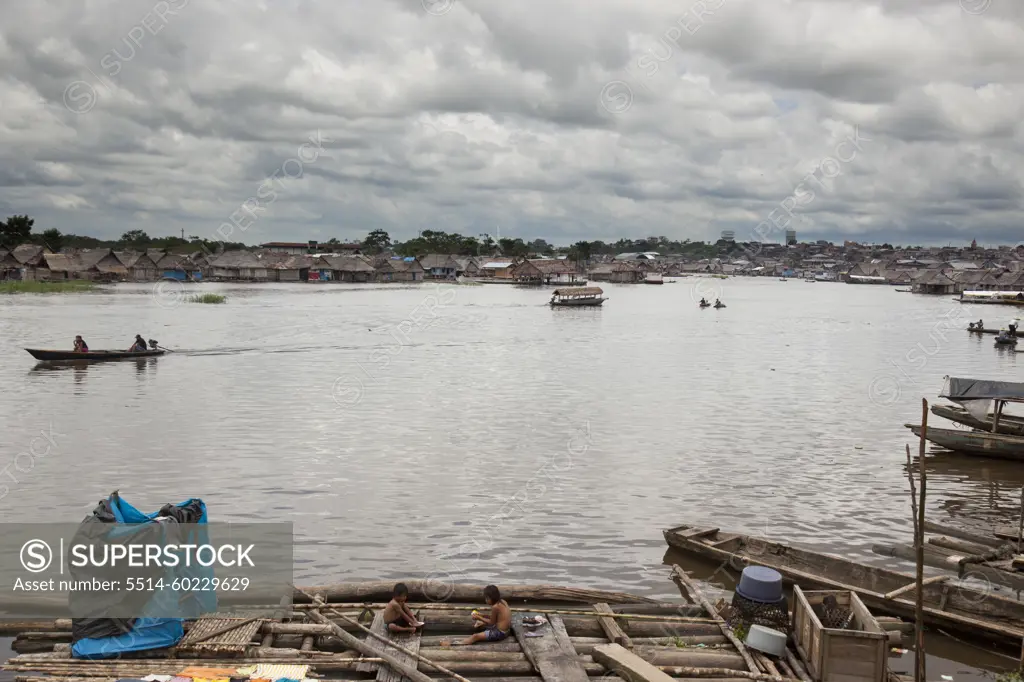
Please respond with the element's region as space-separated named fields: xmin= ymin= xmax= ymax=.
xmin=498 ymin=237 xmax=529 ymax=258
xmin=478 ymin=233 xmax=497 ymax=254
xmin=361 ymin=229 xmax=392 ymax=254
xmin=1 ymin=215 xmax=34 ymax=247
xmin=568 ymin=240 xmax=592 ymax=264
xmin=40 ymin=228 xmax=64 ymax=252
xmin=119 ymin=229 xmax=150 ymax=247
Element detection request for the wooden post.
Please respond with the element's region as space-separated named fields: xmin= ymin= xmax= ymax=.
xmin=905 ymin=444 xmax=919 ymax=541
xmin=914 ymin=399 xmax=928 ymax=682
xmin=993 ymin=400 xmax=1003 ymax=433
xmin=1017 ymin=486 xmax=1024 ymax=555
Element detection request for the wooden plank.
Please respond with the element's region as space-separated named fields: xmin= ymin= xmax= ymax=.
xmin=591 ymin=643 xmax=674 ymax=682
xmin=511 ymin=613 xmax=589 ymax=682
xmin=377 ymin=610 xmax=421 ymax=682
xmin=874 ymin=543 xmax=1024 ymax=591
xmin=881 ymin=575 xmax=947 ymax=601
xmin=356 ymin=612 xmax=387 ymax=673
xmin=593 ymin=603 xmax=632 ymax=649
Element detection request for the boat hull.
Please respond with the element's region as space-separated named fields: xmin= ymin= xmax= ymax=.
xmin=931 ymin=404 xmax=1024 ymax=436
xmin=26 ymin=349 xmax=166 ymax=362
xmin=663 ymin=524 xmax=1024 ymax=651
xmin=550 ymin=299 xmax=605 ymax=307
xmin=905 ymin=423 xmax=1024 ymax=460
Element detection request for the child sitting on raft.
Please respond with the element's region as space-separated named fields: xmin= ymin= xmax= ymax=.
xmin=381 ymin=583 xmax=425 ymax=634
xmin=453 ymin=584 xmax=511 ymax=645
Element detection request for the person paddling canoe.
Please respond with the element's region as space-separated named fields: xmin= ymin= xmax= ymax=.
xmin=73 ymin=335 xmax=89 ymax=352
xmin=127 ymin=334 xmax=147 ymax=352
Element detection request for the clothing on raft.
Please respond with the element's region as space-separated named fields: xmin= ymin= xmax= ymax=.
xmin=484 ymin=625 xmax=508 ymax=642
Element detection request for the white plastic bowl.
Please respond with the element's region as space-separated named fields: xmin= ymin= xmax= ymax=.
xmin=744 ymin=624 xmax=787 ymax=657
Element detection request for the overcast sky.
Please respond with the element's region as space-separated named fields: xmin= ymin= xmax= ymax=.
xmin=0 ymin=0 xmax=1021 ymax=247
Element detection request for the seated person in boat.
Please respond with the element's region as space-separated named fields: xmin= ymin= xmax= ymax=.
xmin=73 ymin=335 xmax=89 ymax=352
xmin=456 ymin=584 xmax=511 ymax=644
xmin=127 ymin=334 xmax=147 ymax=352
xmin=382 ymin=582 xmax=424 ymax=634
xmin=700 ymin=297 xmax=707 ymax=305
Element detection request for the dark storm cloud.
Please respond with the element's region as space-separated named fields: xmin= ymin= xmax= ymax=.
xmin=0 ymin=0 xmax=1022 ymax=245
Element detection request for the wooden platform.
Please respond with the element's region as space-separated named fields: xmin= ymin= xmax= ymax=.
xmin=512 ymin=613 xmax=589 ymax=682
xmin=2 ymin=577 xmax=903 ymax=682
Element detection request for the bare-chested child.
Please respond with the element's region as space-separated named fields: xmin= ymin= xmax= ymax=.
xmin=381 ymin=583 xmax=424 ymax=634
xmin=454 ymin=585 xmax=510 ymax=645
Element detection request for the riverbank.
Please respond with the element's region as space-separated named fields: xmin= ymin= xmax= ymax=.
xmin=0 ymin=281 xmax=95 ymax=294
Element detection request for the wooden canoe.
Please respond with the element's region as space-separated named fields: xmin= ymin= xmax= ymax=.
xmin=663 ymin=523 xmax=1024 ymax=651
xmin=905 ymin=423 xmax=1024 ymax=461
xmin=25 ymin=349 xmax=165 ymax=362
xmin=931 ymin=403 xmax=1024 ymax=436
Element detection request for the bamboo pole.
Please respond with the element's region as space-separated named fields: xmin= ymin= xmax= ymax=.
xmin=914 ymin=398 xmax=928 ymax=682
xmin=299 ymin=590 xmax=471 ymax=682
xmin=656 ymin=666 xmax=800 ymax=682
xmin=670 ymin=565 xmax=761 ymax=675
xmin=300 ymin=596 xmax=436 ymax=682
xmin=783 ymin=648 xmax=812 ymax=682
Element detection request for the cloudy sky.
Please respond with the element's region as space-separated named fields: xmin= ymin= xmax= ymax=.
xmin=0 ymin=0 xmax=1021 ymax=246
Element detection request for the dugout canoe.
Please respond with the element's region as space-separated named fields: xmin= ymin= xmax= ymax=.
xmin=25 ymin=349 xmax=166 ymax=362
xmin=931 ymin=403 xmax=1024 ymax=436
xmin=905 ymin=423 xmax=1024 ymax=461
xmin=663 ymin=523 xmax=1024 ymax=651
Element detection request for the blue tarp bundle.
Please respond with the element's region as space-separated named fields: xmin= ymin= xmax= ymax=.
xmin=71 ymin=492 xmax=215 ymax=659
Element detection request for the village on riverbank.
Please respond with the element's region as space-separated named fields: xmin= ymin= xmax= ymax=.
xmin=4 ymin=235 xmax=1024 ymax=294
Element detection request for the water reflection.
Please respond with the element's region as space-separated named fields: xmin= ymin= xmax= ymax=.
xmin=912 ymin=452 xmax=1024 ymax=529
xmin=28 ymin=357 xmax=158 ymax=381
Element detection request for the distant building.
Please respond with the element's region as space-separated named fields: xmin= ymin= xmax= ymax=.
xmin=786 ymin=229 xmax=797 ymax=246
xmin=721 ymin=230 xmax=735 ymax=242
xmin=260 ymin=241 xmax=361 ymax=255
xmin=613 ymin=252 xmax=660 ymax=261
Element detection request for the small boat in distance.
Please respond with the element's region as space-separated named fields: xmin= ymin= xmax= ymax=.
xmin=713 ymin=301 xmax=726 ymax=309
xmin=27 ymin=338 xmax=166 ymax=362
xmin=549 ymin=287 xmax=606 ymax=307
xmin=995 ymin=332 xmax=1018 ymax=346
xmin=957 ymin=291 xmax=1024 ymax=306
xmin=26 ymin=348 xmax=166 ymax=362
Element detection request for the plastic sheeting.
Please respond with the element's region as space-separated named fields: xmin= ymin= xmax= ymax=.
xmin=70 ymin=492 xmax=213 ymax=659
xmin=940 ymin=376 xmax=1024 ymax=402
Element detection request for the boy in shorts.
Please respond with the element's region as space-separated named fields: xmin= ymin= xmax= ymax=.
xmin=457 ymin=585 xmax=510 ymax=644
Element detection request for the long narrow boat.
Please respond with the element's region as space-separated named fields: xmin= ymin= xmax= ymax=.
xmin=549 ymin=287 xmax=606 ymax=307
xmin=905 ymin=423 xmax=1024 ymax=461
xmin=931 ymin=403 xmax=1024 ymax=436
xmin=663 ymin=523 xmax=1024 ymax=651
xmin=25 ymin=349 xmax=166 ymax=362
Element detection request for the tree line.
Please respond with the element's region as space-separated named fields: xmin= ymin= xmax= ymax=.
xmin=1 ymin=215 xmax=917 ymax=260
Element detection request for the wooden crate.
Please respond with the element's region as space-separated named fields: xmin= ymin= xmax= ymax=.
xmin=791 ymin=586 xmax=887 ymax=682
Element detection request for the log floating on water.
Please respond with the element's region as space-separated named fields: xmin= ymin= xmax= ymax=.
xmin=294 ymin=582 xmax=656 ymax=605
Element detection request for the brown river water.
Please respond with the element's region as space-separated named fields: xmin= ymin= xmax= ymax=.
xmin=1 ymin=277 xmax=1021 ymax=677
